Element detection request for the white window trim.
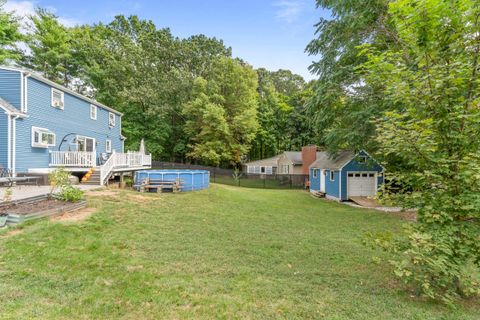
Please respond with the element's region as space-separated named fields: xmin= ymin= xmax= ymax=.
xmin=90 ymin=104 xmax=97 ymax=120
xmin=31 ymin=126 xmax=56 ymax=148
xmin=76 ymin=135 xmax=96 ymax=153
xmin=51 ymin=88 xmax=64 ymax=109
xmin=330 ymin=170 xmax=335 ymax=181
xmin=106 ymin=139 xmax=112 ymax=153
xmin=313 ymin=169 xmax=318 ymax=178
xmin=109 ymin=112 xmax=116 ymax=127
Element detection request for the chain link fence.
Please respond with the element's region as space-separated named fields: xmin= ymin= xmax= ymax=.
xmin=151 ymin=161 xmax=308 ymax=189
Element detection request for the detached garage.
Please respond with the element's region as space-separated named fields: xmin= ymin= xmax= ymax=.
xmin=309 ymin=150 xmax=384 ymax=201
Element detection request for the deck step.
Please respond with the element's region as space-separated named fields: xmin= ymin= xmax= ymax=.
xmin=310 ymin=190 xmax=325 ymax=198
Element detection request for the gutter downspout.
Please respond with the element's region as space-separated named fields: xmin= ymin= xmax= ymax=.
xmin=7 ymin=114 xmax=11 ymax=170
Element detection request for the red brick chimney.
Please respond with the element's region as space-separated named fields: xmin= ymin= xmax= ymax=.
xmin=301 ymin=145 xmax=317 ymax=175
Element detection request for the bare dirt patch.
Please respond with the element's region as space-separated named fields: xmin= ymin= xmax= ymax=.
xmin=85 ymin=190 xmax=119 ymax=197
xmin=51 ymin=207 xmax=97 ymax=222
xmin=126 ymin=194 xmax=157 ymax=203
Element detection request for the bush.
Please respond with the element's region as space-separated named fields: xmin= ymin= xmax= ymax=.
xmin=56 ymin=185 xmax=85 ymax=202
xmin=124 ymin=176 xmax=134 ymax=188
xmin=48 ymin=168 xmax=71 ymax=198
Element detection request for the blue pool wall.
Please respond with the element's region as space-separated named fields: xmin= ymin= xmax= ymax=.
xmin=134 ymin=170 xmax=210 ymax=192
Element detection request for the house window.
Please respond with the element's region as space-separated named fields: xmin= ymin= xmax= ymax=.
xmin=51 ymin=88 xmax=64 ymax=109
xmin=90 ymin=105 xmax=97 ymax=120
xmin=313 ymin=169 xmax=318 ymax=178
xmin=282 ymin=165 xmax=289 ymax=174
xmin=109 ymin=112 xmax=116 ymax=127
xmin=330 ymin=171 xmax=335 ymax=181
xmin=31 ymin=127 xmax=55 ymax=148
xmin=106 ymin=139 xmax=112 ymax=153
xmin=261 ymin=166 xmax=265 ymax=174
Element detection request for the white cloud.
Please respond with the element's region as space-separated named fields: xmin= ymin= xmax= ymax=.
xmin=4 ymin=1 xmax=81 ymax=28
xmin=274 ymin=0 xmax=305 ymax=23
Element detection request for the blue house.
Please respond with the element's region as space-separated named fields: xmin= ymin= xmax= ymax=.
xmin=309 ymin=150 xmax=384 ymax=201
xmin=0 ymin=66 xmax=151 ymax=185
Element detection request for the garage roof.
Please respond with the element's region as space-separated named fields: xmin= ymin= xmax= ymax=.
xmin=309 ymin=151 xmax=355 ymax=170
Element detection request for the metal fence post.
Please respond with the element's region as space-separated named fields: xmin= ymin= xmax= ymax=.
xmin=290 ymin=175 xmax=293 ymax=189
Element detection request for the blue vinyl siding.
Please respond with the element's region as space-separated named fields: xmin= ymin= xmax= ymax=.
xmin=325 ymin=170 xmax=340 ymax=199
xmin=14 ymin=78 xmax=123 ymax=172
xmin=0 ymin=113 xmax=8 ymax=168
xmin=340 ymin=151 xmax=384 ymax=200
xmin=310 ymin=168 xmax=320 ymax=191
xmin=0 ymin=69 xmax=21 ymax=109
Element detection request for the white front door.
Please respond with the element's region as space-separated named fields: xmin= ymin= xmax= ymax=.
xmin=347 ymin=172 xmax=376 ymax=197
xmin=320 ymin=169 xmax=325 ymax=192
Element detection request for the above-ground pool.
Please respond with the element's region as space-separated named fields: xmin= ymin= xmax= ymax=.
xmin=134 ymin=170 xmax=210 ymax=192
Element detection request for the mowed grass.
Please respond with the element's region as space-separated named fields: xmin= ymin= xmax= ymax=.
xmin=0 ymin=185 xmax=478 ymax=319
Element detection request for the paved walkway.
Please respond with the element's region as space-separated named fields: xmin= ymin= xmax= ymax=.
xmin=0 ymin=185 xmax=101 ymax=201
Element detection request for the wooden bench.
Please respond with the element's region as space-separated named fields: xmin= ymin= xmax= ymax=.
xmin=138 ymin=178 xmax=184 ymax=193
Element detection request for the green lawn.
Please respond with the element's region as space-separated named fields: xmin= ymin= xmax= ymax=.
xmin=0 ymin=185 xmax=477 ymax=319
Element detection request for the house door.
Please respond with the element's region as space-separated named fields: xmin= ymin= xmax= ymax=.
xmin=320 ymin=170 xmax=325 ymax=192
xmin=347 ymin=172 xmax=376 ymax=197
xmin=77 ymin=136 xmax=95 ymax=153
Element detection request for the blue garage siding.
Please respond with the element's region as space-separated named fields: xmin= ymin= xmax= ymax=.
xmin=0 ymin=69 xmax=22 ymax=109
xmin=310 ymin=168 xmax=320 ymax=191
xmin=325 ymin=170 xmax=340 ymax=199
xmin=340 ymin=151 xmax=384 ymax=200
xmin=0 ymin=113 xmax=8 ymax=168
xmin=15 ymin=78 xmax=123 ymax=172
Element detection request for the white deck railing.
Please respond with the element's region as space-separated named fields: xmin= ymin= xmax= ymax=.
xmin=50 ymin=151 xmax=96 ymax=167
xmin=50 ymin=150 xmax=152 ymax=185
xmin=100 ymin=151 xmax=152 ymax=185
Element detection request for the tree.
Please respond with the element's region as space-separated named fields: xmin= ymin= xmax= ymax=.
xmin=362 ymin=0 xmax=480 ymax=302
xmin=0 ymin=0 xmax=22 ymax=64
xmin=306 ymin=0 xmax=395 ymax=154
xmin=183 ymin=57 xmax=258 ymax=166
xmin=21 ymin=8 xmax=73 ymax=86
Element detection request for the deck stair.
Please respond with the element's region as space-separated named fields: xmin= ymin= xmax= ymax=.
xmin=81 ymin=168 xmax=101 ymax=185
xmin=310 ymin=190 xmax=325 ymax=198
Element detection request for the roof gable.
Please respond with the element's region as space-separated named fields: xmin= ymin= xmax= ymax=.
xmin=0 ymin=97 xmax=24 ymax=116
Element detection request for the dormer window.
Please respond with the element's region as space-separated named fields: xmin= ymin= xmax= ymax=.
xmin=51 ymin=88 xmax=64 ymax=109
xmin=109 ymin=112 xmax=115 ymax=127
xmin=90 ymin=104 xmax=97 ymax=120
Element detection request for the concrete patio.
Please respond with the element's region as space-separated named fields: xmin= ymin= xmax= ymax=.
xmin=0 ymin=185 xmax=100 ymax=201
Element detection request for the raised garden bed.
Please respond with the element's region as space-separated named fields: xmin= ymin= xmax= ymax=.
xmin=0 ymin=195 xmax=87 ymax=224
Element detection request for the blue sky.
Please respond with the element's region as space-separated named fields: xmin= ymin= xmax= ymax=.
xmin=5 ymin=0 xmax=328 ymax=80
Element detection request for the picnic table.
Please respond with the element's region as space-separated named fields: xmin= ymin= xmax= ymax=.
xmin=136 ymin=178 xmax=184 ymax=193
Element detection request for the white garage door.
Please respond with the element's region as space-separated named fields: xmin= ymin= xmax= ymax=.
xmin=347 ymin=172 xmax=377 ymax=197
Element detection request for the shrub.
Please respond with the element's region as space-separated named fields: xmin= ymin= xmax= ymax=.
xmin=48 ymin=168 xmax=71 ymax=198
xmin=56 ymin=185 xmax=85 ymax=202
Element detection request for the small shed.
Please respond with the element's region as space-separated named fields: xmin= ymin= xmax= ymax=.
xmin=309 ymin=150 xmax=384 ymax=201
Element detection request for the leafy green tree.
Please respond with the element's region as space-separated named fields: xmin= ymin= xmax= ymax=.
xmin=306 ymin=0 xmax=395 ymax=154
xmin=362 ymin=0 xmax=480 ymax=302
xmin=183 ymin=57 xmax=258 ymax=166
xmin=0 ymin=0 xmax=22 ymax=64
xmin=21 ymin=8 xmax=73 ymax=85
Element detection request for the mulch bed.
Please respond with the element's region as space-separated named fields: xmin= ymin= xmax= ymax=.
xmin=0 ymin=198 xmax=73 ymax=215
